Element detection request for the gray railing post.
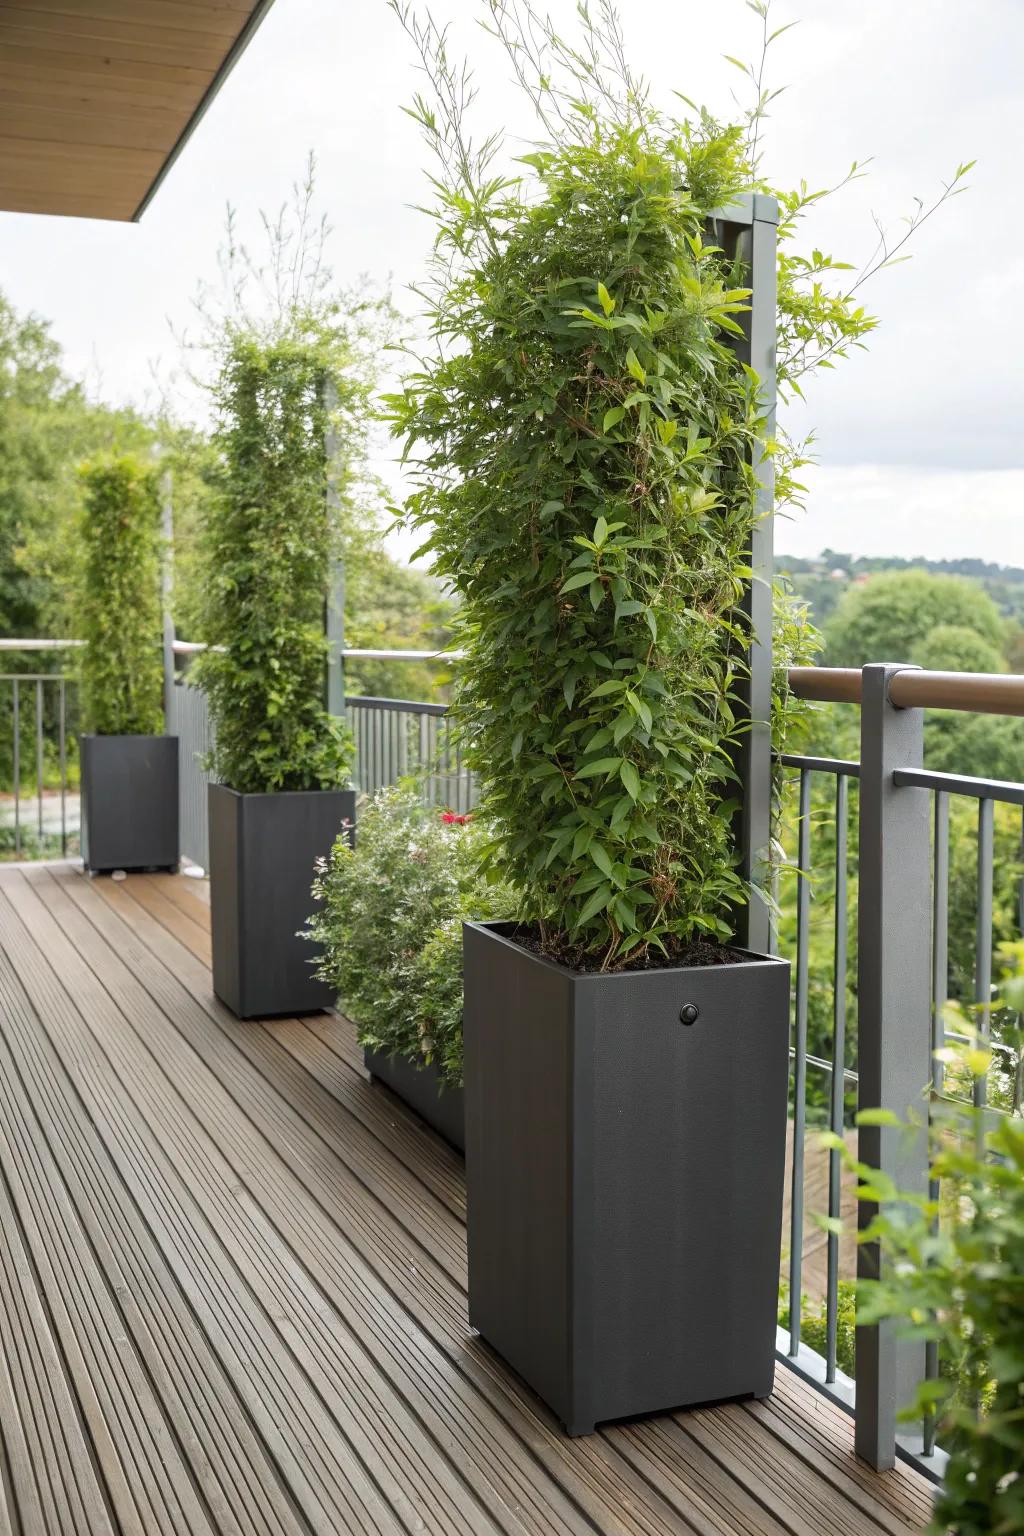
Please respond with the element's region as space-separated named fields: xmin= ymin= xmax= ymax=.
xmin=323 ymin=376 xmax=346 ymax=718
xmin=709 ymin=194 xmax=778 ymax=954
xmin=161 ymin=469 xmax=176 ymax=725
xmin=855 ymin=662 xmax=932 ymax=1468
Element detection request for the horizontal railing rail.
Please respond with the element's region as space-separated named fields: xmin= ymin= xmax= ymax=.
xmin=0 ymin=637 xmax=83 ymax=651
xmin=790 ymin=663 xmax=1024 ymax=716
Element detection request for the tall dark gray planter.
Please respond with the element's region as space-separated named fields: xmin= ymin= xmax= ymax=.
xmin=80 ymin=734 xmax=179 ymax=875
xmin=463 ymin=920 xmax=790 ymax=1436
xmin=208 ymin=782 xmax=355 ymax=1019
xmin=364 ymin=1047 xmax=465 ymax=1152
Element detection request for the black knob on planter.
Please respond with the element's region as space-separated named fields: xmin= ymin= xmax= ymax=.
xmin=678 ymin=1002 xmax=700 ymax=1026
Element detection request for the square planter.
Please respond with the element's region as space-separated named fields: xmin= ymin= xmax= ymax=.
xmin=208 ymin=781 xmax=355 ymax=1019
xmin=463 ymin=920 xmax=791 ymax=1436
xmin=80 ymin=734 xmax=179 ymax=875
xmin=364 ymin=1047 xmax=465 ymax=1152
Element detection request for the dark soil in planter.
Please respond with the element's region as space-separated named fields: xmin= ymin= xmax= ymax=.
xmin=508 ymin=923 xmax=754 ymax=974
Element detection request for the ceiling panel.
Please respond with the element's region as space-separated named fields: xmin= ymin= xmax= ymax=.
xmin=0 ymin=0 xmax=274 ymax=220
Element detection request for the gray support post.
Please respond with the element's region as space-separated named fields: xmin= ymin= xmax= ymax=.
xmin=324 ymin=376 xmax=346 ymax=717
xmin=709 ymin=193 xmax=778 ymax=954
xmin=855 ymin=662 xmax=932 ymax=1468
xmin=161 ymin=469 xmax=176 ymax=727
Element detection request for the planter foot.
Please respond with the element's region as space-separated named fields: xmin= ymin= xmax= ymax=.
xmin=564 ymin=1422 xmax=596 ymax=1438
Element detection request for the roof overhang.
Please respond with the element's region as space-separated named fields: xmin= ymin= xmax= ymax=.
xmin=0 ymin=0 xmax=276 ymax=222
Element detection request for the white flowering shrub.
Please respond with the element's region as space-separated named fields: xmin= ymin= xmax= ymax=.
xmin=305 ymin=784 xmax=512 ymax=1087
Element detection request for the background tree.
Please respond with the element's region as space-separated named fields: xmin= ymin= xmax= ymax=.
xmin=824 ymin=569 xmax=1006 ymax=669
xmin=0 ymin=289 xmax=156 ymax=642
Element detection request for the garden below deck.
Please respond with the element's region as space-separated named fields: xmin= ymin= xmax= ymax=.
xmin=0 ymin=863 xmax=933 ymax=1536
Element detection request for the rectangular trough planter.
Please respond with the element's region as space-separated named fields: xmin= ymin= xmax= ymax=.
xmin=208 ymin=781 xmax=355 ymax=1019
xmin=80 ymin=734 xmax=179 ymax=875
xmin=364 ymin=1046 xmax=465 ymax=1152
xmin=463 ymin=920 xmax=791 ymax=1436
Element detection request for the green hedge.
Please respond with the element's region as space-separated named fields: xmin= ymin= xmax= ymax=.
xmin=196 ymin=332 xmax=351 ymax=794
xmin=75 ymin=454 xmax=164 ymax=737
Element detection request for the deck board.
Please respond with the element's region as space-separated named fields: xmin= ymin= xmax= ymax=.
xmin=0 ymin=863 xmax=935 ymax=1536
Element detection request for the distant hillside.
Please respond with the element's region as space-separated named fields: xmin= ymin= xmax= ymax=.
xmin=778 ymin=550 xmax=1024 ymax=629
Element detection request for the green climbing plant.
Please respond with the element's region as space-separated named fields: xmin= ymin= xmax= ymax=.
xmin=75 ymin=453 xmax=164 ymax=737
xmin=193 ymin=168 xmax=391 ymax=795
xmin=385 ymin=1 xmax=968 ymax=969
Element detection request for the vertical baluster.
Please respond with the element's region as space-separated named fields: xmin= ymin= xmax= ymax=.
xmin=923 ymin=789 xmax=950 ymax=1456
xmin=59 ymin=676 xmax=67 ymax=857
xmin=825 ymin=771 xmax=848 ymax=1382
xmin=788 ymin=767 xmax=811 ymax=1356
xmin=1015 ymin=807 xmax=1024 ymax=1117
xmin=974 ymin=797 xmax=994 ymax=1113
xmin=35 ymin=678 xmax=44 ymax=843
xmin=398 ymin=709 xmax=409 ymax=782
xmin=13 ymin=679 xmax=20 ymax=857
xmin=419 ymin=712 xmax=428 ymax=798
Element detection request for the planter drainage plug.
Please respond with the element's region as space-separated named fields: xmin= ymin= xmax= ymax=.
xmin=678 ymin=1002 xmax=700 ymax=1026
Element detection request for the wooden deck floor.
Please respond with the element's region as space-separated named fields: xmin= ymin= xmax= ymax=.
xmin=0 ymin=863 xmax=935 ymax=1536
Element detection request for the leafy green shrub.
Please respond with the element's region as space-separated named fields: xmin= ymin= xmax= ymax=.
xmin=306 ymin=786 xmax=512 ymax=1085
xmin=75 ymin=454 xmax=164 ymax=736
xmin=384 ymin=0 xmax=954 ymax=970
xmin=831 ymin=956 xmax=1024 ymax=1536
xmin=196 ymin=331 xmax=352 ymax=793
xmin=388 ymin=20 xmax=780 ymax=970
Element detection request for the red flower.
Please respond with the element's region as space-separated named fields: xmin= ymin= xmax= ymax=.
xmin=440 ymin=811 xmax=472 ymax=825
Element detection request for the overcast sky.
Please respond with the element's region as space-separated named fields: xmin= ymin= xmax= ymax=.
xmin=2 ymin=0 xmax=1021 ymax=567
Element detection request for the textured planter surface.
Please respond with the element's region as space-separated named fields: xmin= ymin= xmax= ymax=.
xmin=208 ymin=782 xmax=355 ymax=1019
xmin=464 ymin=920 xmax=791 ymax=1436
xmin=364 ymin=1048 xmax=465 ymax=1152
xmin=80 ymin=734 xmax=179 ymax=874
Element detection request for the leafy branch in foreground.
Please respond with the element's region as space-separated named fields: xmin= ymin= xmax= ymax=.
xmin=821 ymin=946 xmax=1024 ymax=1536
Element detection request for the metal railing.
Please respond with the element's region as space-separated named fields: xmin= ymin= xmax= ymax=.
xmin=167 ymin=642 xmax=474 ymax=869
xmin=167 ymin=678 xmax=214 ymax=869
xmin=347 ymin=696 xmax=475 ymax=814
xmin=1 ymin=644 xmax=79 ymax=860
xmin=780 ymin=662 xmax=1024 ymax=1480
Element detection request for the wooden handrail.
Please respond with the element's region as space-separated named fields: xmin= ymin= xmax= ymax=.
xmin=788 ymin=665 xmax=1024 ymax=718
xmin=888 ymin=668 xmax=1024 ymax=717
xmin=787 ymin=667 xmax=862 ymax=704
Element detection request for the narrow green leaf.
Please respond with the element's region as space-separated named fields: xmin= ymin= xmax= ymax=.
xmin=625 ymin=347 xmax=646 ymax=385
xmin=620 ymin=760 xmax=640 ymax=799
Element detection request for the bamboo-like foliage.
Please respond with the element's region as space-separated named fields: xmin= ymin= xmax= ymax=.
xmin=387 ymin=0 xmax=967 ymax=970
xmin=387 ymin=9 xmax=785 ymax=967
xmin=76 ymin=454 xmax=164 ymax=737
xmin=196 ymin=331 xmax=352 ymax=794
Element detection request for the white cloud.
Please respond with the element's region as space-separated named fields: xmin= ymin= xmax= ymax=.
xmin=777 ymin=464 xmax=1024 ymax=565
